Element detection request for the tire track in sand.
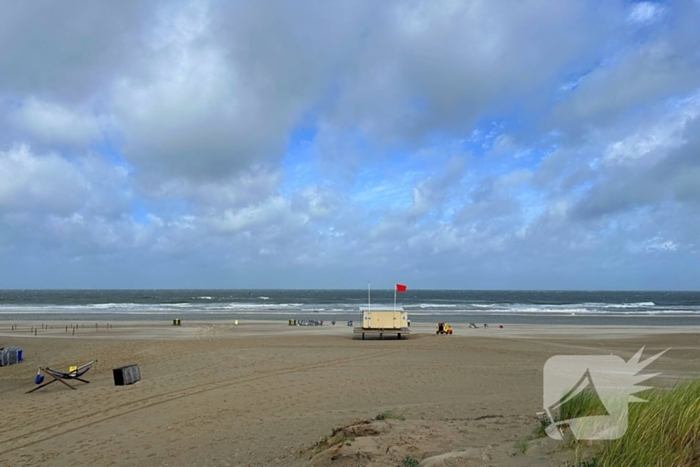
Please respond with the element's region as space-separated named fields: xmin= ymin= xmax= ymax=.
xmin=0 ymin=348 xmax=404 ymax=456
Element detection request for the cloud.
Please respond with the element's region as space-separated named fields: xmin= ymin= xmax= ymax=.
xmin=0 ymin=0 xmax=699 ymax=288
xmin=410 ymin=156 xmax=466 ymax=216
xmin=8 ymin=98 xmax=104 ymax=147
xmin=602 ymin=94 xmax=699 ymax=167
xmin=571 ymin=98 xmax=700 ymax=220
xmin=315 ymin=0 xmax=620 ymax=151
xmin=293 ymin=186 xmax=343 ymax=220
xmin=628 ymin=2 xmax=667 ymax=25
xmin=0 ymin=145 xmax=134 ymax=252
xmin=137 ymin=166 xmax=281 ymax=210
xmin=0 ymin=2 xmax=160 ymax=100
xmin=111 ymin=20 xmax=279 ymax=180
xmin=0 ymin=145 xmax=89 ymax=215
xmin=210 ymin=196 xmax=304 ymax=234
xmin=644 ymin=238 xmax=679 ymax=252
xmin=550 ymin=2 xmax=700 ymax=133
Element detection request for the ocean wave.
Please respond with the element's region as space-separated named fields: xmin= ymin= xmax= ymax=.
xmin=220 ymin=302 xmax=304 ymax=309
xmin=406 ymin=309 xmax=695 ymax=316
xmin=467 ymin=302 xmax=655 ymax=309
xmin=577 ymin=302 xmax=655 ymax=308
xmin=0 ymin=299 xmax=697 ymax=317
xmin=1 ymin=309 xmax=699 ymax=319
xmin=0 ymin=309 xmax=357 ymax=316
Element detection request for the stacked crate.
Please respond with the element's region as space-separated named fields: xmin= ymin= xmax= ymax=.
xmin=0 ymin=347 xmax=22 ymax=366
xmin=113 ymin=364 xmax=141 ymax=385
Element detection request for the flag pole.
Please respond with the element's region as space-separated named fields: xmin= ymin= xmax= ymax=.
xmin=368 ymin=282 xmax=370 ymax=312
xmin=393 ymin=284 xmax=396 ymax=326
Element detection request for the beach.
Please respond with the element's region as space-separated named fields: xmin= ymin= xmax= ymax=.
xmin=1 ymin=321 xmax=698 ymax=466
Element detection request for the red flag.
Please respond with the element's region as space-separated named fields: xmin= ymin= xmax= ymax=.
xmin=396 ymin=284 xmax=407 ymax=292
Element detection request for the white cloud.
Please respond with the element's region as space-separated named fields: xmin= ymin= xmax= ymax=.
xmin=140 ymin=167 xmax=282 ymax=210
xmin=10 ymin=99 xmax=104 ymax=146
xmin=489 ymin=134 xmax=532 ymax=158
xmin=0 ymin=145 xmax=137 ymax=258
xmin=0 ymin=145 xmax=87 ymax=214
xmin=210 ymin=196 xmax=307 ymax=234
xmin=0 ymin=1 xmax=699 ymax=287
xmin=603 ymin=95 xmax=700 ymax=166
xmin=646 ymin=238 xmax=679 ymax=252
xmin=296 ymin=186 xmax=342 ymax=220
xmin=628 ymin=237 xmax=680 ymax=253
xmin=627 ymin=2 xmax=666 ymax=25
xmin=409 ymin=156 xmax=466 ymax=216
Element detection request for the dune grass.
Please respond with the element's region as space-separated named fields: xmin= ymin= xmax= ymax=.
xmin=559 ymin=389 xmax=609 ymax=421
xmin=533 ymin=388 xmax=608 ymax=439
xmin=594 ymin=378 xmax=700 ymax=467
xmin=533 ymin=379 xmax=700 ymax=466
xmin=375 ymin=409 xmax=405 ymax=421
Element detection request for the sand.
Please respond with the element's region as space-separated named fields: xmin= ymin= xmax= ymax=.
xmin=1 ymin=320 xmax=698 ymax=466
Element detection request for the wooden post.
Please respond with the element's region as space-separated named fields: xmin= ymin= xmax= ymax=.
xmin=34 ymin=328 xmax=37 ymax=336
xmin=96 ymin=323 xmax=98 ymax=332
xmin=72 ymin=327 xmax=75 ymax=336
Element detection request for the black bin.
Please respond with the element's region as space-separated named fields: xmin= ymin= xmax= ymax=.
xmin=113 ymin=364 xmax=141 ymax=386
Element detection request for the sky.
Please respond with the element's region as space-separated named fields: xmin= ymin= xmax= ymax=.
xmin=0 ymin=0 xmax=699 ymax=290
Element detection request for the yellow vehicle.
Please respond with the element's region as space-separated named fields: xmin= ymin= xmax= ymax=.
xmin=436 ymin=322 xmax=452 ymax=335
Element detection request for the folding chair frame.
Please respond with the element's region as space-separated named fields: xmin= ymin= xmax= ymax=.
xmin=26 ymin=361 xmax=96 ymax=394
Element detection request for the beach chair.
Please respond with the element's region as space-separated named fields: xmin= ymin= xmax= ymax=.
xmin=26 ymin=360 xmax=97 ymax=394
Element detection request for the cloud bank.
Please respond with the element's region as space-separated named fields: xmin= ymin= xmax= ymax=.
xmin=1 ymin=0 xmax=699 ymax=289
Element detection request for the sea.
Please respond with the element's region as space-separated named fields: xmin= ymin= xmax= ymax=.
xmin=1 ymin=289 xmax=700 ymax=326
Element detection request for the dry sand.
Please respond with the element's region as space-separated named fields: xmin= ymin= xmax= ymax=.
xmin=1 ymin=320 xmax=699 ymax=466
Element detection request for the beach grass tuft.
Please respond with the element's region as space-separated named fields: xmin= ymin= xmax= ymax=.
xmin=566 ymin=460 xmax=598 ymax=467
xmin=594 ymin=378 xmax=700 ymax=467
xmin=533 ymin=379 xmax=700 ymax=465
xmin=559 ymin=388 xmax=609 ymax=422
xmin=515 ymin=438 xmax=529 ymax=454
xmin=542 ymin=379 xmax=700 ymax=466
xmin=375 ymin=409 xmax=405 ymax=421
xmin=533 ymin=412 xmax=556 ymax=438
xmin=533 ymin=388 xmax=607 ymax=440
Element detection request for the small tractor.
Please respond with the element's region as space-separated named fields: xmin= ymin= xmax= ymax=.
xmin=436 ymin=322 xmax=453 ymax=335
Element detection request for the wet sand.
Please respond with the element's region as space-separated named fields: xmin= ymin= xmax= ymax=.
xmin=1 ymin=321 xmax=698 ymax=466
